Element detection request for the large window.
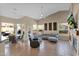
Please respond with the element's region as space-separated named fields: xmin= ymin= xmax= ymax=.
xmin=59 ymin=23 xmax=68 ymax=34
xmin=49 ymin=22 xmax=52 ymax=30
xmin=53 ymin=22 xmax=57 ymax=30
xmin=44 ymin=23 xmax=47 ymax=30
xmin=1 ymin=22 xmax=14 ymax=34
xmin=33 ymin=24 xmax=37 ymax=30
xmin=38 ymin=25 xmax=44 ymax=30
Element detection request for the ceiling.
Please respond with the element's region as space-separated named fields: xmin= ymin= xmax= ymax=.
xmin=0 ymin=3 xmax=71 ymax=19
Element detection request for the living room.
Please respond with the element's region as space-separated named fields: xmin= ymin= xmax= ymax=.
xmin=0 ymin=3 xmax=78 ymax=56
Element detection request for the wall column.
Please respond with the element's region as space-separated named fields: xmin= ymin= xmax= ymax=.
xmin=0 ymin=22 xmax=1 ymax=42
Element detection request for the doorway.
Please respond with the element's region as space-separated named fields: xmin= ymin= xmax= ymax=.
xmin=16 ymin=24 xmax=25 ymax=40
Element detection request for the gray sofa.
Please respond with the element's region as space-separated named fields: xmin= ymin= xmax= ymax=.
xmin=41 ymin=34 xmax=49 ymax=40
xmin=41 ymin=33 xmax=59 ymax=42
xmin=48 ymin=34 xmax=59 ymax=42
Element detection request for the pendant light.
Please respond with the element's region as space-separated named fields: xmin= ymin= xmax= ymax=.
xmin=40 ymin=5 xmax=44 ymax=18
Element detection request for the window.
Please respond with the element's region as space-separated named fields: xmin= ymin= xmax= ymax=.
xmin=44 ymin=23 xmax=47 ymax=30
xmin=49 ymin=22 xmax=52 ymax=30
xmin=53 ymin=22 xmax=57 ymax=30
xmin=38 ymin=25 xmax=44 ymax=30
xmin=1 ymin=22 xmax=14 ymax=34
xmin=33 ymin=24 xmax=37 ymax=30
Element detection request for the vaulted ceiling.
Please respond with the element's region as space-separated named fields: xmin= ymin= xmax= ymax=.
xmin=0 ymin=3 xmax=71 ymax=19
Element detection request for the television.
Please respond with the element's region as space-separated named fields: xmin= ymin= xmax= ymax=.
xmin=67 ymin=13 xmax=77 ymax=29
